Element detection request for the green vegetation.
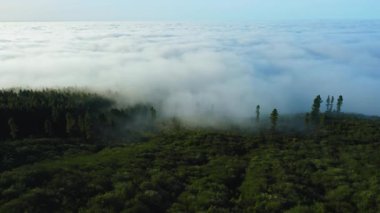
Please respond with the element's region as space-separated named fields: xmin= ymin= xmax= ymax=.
xmin=0 ymin=89 xmax=155 ymax=142
xmin=311 ymin=95 xmax=323 ymax=124
xmin=0 ymin=90 xmax=380 ymax=212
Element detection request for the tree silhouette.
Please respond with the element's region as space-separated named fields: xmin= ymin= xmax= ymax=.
xmin=337 ymin=95 xmax=343 ymax=113
xmin=311 ymin=95 xmax=322 ymax=124
xmin=330 ymin=96 xmax=335 ymax=112
xmin=270 ymin=108 xmax=278 ymax=131
xmin=326 ymin=96 xmax=331 ymax=112
xmin=256 ymin=105 xmax=260 ymax=123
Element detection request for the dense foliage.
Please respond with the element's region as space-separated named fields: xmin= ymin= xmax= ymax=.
xmin=0 ymin=90 xmax=379 ymax=212
xmin=0 ymin=89 xmax=156 ymax=141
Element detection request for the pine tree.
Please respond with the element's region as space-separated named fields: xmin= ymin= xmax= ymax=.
xmin=330 ymin=96 xmax=335 ymax=112
xmin=270 ymin=108 xmax=278 ymax=131
xmin=326 ymin=96 xmax=331 ymax=112
xmin=337 ymin=95 xmax=343 ymax=113
xmin=256 ymin=105 xmax=260 ymax=123
xmin=311 ymin=95 xmax=323 ymax=124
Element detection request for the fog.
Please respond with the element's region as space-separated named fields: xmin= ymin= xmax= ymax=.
xmin=0 ymin=21 xmax=379 ymax=125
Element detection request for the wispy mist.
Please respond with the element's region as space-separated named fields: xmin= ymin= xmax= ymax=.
xmin=0 ymin=21 xmax=379 ymax=124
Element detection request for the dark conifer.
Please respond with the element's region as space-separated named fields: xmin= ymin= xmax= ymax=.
xmin=270 ymin=108 xmax=278 ymax=131
xmin=337 ymin=95 xmax=343 ymax=113
xmin=256 ymin=105 xmax=260 ymax=123
xmin=330 ymin=96 xmax=335 ymax=112
xmin=311 ymin=95 xmax=322 ymax=124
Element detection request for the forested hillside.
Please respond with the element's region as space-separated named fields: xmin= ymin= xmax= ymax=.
xmin=0 ymin=89 xmax=156 ymax=141
xmin=0 ymin=89 xmax=380 ymax=212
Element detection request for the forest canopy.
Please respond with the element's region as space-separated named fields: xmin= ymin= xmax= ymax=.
xmin=0 ymin=89 xmax=379 ymax=212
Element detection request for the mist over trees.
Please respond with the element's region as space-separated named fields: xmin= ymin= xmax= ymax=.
xmin=1 ymin=89 xmax=379 ymax=213
xmin=0 ymin=18 xmax=378 ymax=212
xmin=0 ymin=88 xmax=348 ymax=140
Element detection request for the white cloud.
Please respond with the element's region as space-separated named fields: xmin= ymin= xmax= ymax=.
xmin=0 ymin=21 xmax=380 ymax=125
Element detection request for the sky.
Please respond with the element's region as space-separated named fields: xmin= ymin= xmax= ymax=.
xmin=0 ymin=0 xmax=380 ymax=22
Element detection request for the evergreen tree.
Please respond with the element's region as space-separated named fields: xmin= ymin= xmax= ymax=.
xmin=270 ymin=108 xmax=278 ymax=131
xmin=337 ymin=95 xmax=343 ymax=113
xmin=256 ymin=105 xmax=260 ymax=123
xmin=326 ymin=96 xmax=331 ymax=112
xmin=330 ymin=96 xmax=335 ymax=112
xmin=8 ymin=118 xmax=18 ymax=139
xmin=311 ymin=95 xmax=323 ymax=124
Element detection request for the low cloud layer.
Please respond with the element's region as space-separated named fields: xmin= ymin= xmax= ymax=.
xmin=0 ymin=21 xmax=380 ymax=124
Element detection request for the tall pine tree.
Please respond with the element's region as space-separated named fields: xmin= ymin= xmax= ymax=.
xmin=330 ymin=96 xmax=335 ymax=112
xmin=256 ymin=105 xmax=260 ymax=123
xmin=311 ymin=95 xmax=322 ymax=124
xmin=326 ymin=96 xmax=331 ymax=112
xmin=270 ymin=108 xmax=278 ymax=131
xmin=337 ymin=95 xmax=343 ymax=113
